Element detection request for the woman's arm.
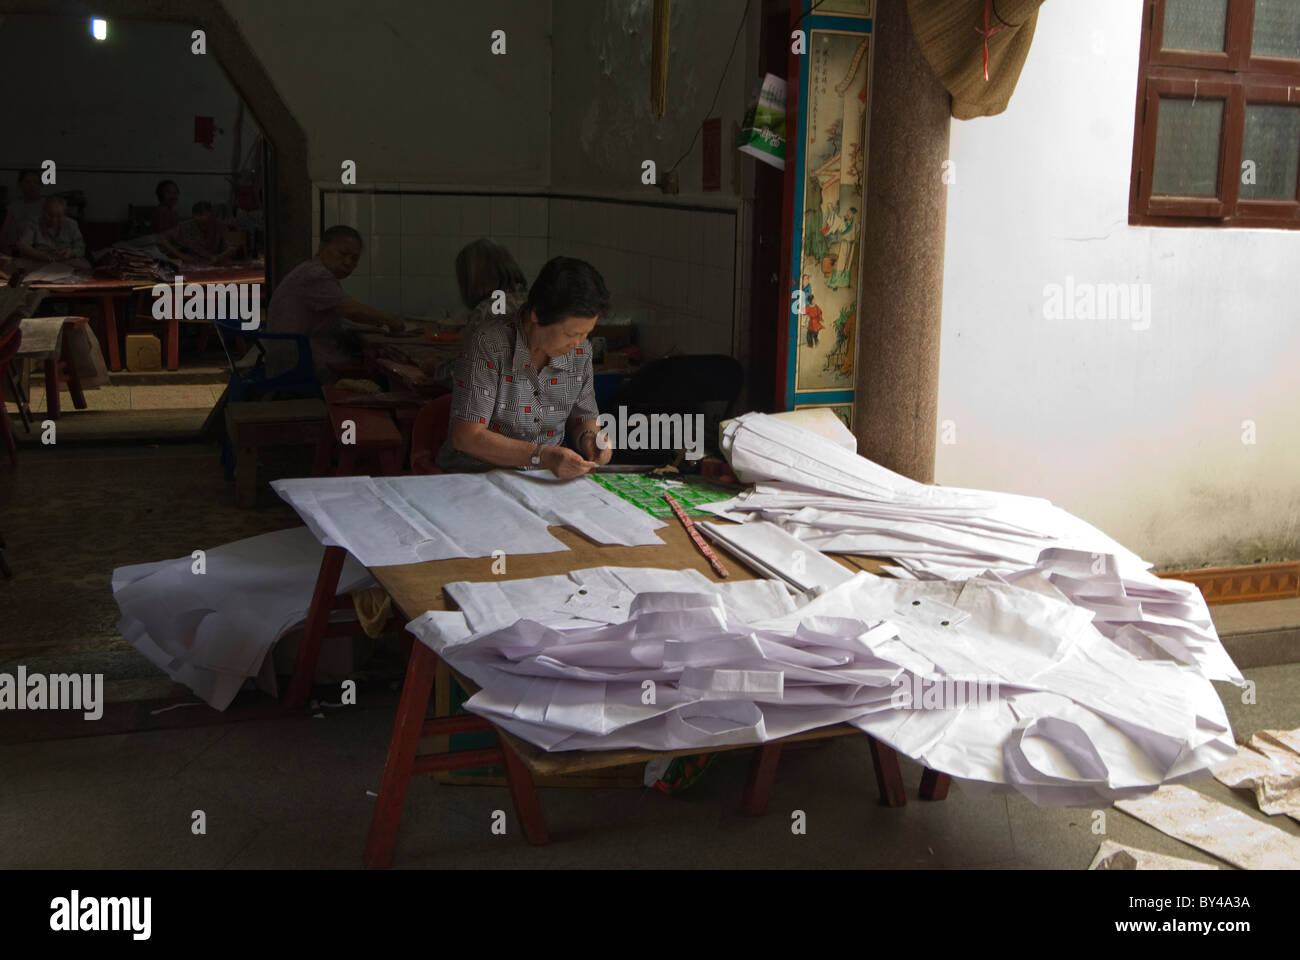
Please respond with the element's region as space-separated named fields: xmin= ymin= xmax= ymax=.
xmin=570 ymin=416 xmax=613 ymax=465
xmin=450 ymin=419 xmax=595 ymax=478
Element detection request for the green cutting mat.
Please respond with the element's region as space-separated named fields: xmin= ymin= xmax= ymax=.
xmin=592 ymin=472 xmax=737 ymax=518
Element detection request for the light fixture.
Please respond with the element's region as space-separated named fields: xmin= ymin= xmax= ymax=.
xmin=91 ymin=18 xmax=107 ymax=41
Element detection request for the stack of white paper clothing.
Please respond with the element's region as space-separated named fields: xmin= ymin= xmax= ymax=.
xmin=697 ymin=519 xmax=856 ymax=593
xmin=708 ymin=413 xmax=1243 ymax=688
xmin=271 ymin=472 xmax=666 ymax=567
xmin=112 ymin=527 xmax=375 ymax=710
xmin=406 ymin=565 xmax=1238 ymax=806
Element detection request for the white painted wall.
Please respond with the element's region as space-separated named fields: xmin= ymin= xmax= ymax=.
xmin=0 ymin=16 xmax=257 ymax=221
xmin=936 ymin=0 xmax=1300 ymax=569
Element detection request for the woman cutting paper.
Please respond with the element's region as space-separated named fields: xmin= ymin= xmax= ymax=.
xmin=437 ymin=256 xmax=614 ymax=478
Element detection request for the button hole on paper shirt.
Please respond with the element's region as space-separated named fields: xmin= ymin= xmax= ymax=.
xmin=578 ymin=589 xmax=587 ymax=595
xmin=941 ymin=620 xmax=950 ymax=626
xmin=911 ymin=600 xmax=921 ymax=606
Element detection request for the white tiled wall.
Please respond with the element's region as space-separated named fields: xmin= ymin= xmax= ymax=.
xmin=314 ymin=188 xmax=737 ymax=358
xmin=546 ymin=198 xmax=737 ymax=359
xmin=319 ymin=189 xmax=552 ymax=318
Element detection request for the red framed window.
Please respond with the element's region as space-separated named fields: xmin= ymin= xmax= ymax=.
xmin=1130 ymin=0 xmax=1300 ymax=228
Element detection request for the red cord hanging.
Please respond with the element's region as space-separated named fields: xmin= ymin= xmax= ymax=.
xmin=974 ymin=0 xmax=1004 ymax=82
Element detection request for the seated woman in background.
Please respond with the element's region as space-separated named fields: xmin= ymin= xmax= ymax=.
xmin=437 ymin=256 xmax=613 ymax=478
xmin=154 ymin=180 xmax=181 ymax=234
xmin=16 ymin=196 xmax=87 ymax=267
xmin=419 ymin=239 xmax=528 ymax=386
xmin=456 ymin=238 xmax=529 ymax=326
xmin=161 ymin=202 xmax=233 ymax=265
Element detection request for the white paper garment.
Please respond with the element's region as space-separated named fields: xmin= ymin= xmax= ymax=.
xmin=271 ymin=472 xmax=665 ymax=567
xmin=698 ymin=520 xmax=857 ymax=593
xmin=112 ymin=527 xmax=375 ymax=710
xmin=409 ymin=566 xmax=1239 ymax=807
xmin=708 ymin=413 xmax=1244 ymax=686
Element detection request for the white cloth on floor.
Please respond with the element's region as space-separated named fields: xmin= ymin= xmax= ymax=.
xmin=112 ymin=526 xmax=374 ymax=710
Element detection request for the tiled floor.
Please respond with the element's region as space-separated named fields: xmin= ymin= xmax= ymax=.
xmin=19 ymin=383 xmax=223 ymax=413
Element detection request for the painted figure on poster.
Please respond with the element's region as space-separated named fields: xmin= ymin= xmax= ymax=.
xmin=806 ymin=294 xmax=823 ymax=347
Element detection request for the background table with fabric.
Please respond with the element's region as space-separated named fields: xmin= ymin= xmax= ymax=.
xmin=131 ymin=264 xmax=266 ymax=370
xmin=280 ymin=512 xmax=951 ymax=866
xmin=28 ymin=277 xmax=135 ymax=371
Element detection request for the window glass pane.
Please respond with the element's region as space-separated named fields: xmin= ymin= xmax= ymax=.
xmin=1162 ymin=0 xmax=1228 ymax=52
xmin=1251 ymin=0 xmax=1300 ymax=60
xmin=1241 ymin=103 xmax=1300 ymax=200
xmin=1151 ymin=97 xmax=1223 ymax=196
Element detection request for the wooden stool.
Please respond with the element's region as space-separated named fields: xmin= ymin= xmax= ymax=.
xmin=225 ymin=398 xmax=331 ymax=507
xmin=14 ymin=317 xmax=89 ymax=420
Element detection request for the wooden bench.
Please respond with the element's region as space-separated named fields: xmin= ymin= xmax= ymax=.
xmin=323 ymin=385 xmax=405 ymax=475
xmin=225 ymin=398 xmax=331 ymax=507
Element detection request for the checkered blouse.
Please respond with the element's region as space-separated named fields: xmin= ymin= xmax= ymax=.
xmin=436 ymin=307 xmax=598 ymax=472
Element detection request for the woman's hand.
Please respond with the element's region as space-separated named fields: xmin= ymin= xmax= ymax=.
xmin=541 ymin=445 xmax=596 ymax=479
xmin=581 ymin=429 xmax=613 ymax=466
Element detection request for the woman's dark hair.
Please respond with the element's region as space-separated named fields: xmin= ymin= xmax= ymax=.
xmin=526 ymin=257 xmax=611 ymax=327
xmin=456 ymin=239 xmax=527 ymax=309
xmin=155 ymin=179 xmax=178 ymax=203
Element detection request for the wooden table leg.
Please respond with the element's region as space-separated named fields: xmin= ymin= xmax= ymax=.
xmin=98 ymin=294 xmax=121 ymax=371
xmin=233 ymin=441 xmax=257 ymax=507
xmin=42 ymin=357 xmax=61 ymax=419
xmin=919 ymin=768 xmax=951 ymax=801
xmin=4 ymin=364 xmax=31 ymax=431
xmin=284 ymin=545 xmax=347 ymax=710
xmin=740 ymin=743 xmax=782 ymax=816
xmin=869 ymin=737 xmax=907 ymax=807
xmin=59 ymin=329 xmax=87 ymax=410
xmin=364 ymin=637 xmax=438 ymax=869
xmin=166 ymin=315 xmax=179 ymax=371
xmin=498 ymin=733 xmax=549 ymax=845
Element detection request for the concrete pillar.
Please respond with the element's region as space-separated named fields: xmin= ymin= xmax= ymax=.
xmin=853 ymin=0 xmax=950 ymax=483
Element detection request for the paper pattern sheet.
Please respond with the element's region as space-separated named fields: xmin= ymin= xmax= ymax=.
xmin=1212 ymin=729 xmax=1300 ymax=821
xmin=1115 ymin=785 xmax=1300 ymax=869
xmin=272 ymin=472 xmax=665 ymax=568
xmin=1088 ymin=840 xmax=1220 ymax=870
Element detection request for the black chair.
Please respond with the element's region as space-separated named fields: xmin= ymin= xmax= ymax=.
xmin=604 ymin=354 xmax=743 ymax=464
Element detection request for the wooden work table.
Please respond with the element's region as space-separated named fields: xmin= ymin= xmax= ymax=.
xmin=281 ymin=514 xmax=947 ymax=865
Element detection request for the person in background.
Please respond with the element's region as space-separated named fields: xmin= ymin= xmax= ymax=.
xmin=16 ymin=196 xmax=85 ymax=264
xmin=457 ymin=239 xmax=528 ymax=323
xmin=1 ymin=169 xmax=44 ymax=255
xmin=437 ymin=255 xmax=613 ymax=478
xmin=265 ymin=224 xmax=407 ymax=383
xmin=419 ymin=239 xmax=528 ymax=384
xmin=154 ymin=179 xmax=181 ymax=234
xmin=161 ymin=202 xmax=232 ymax=265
